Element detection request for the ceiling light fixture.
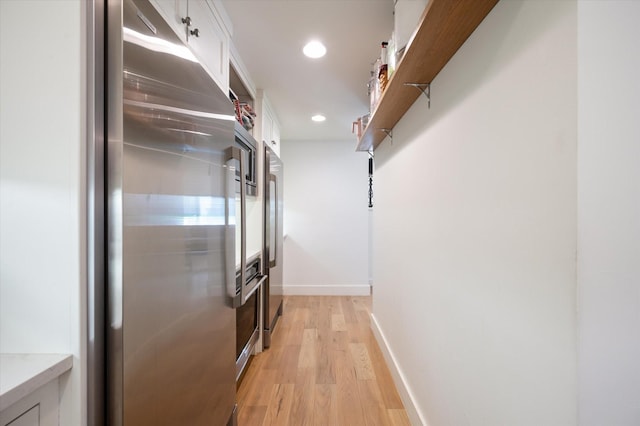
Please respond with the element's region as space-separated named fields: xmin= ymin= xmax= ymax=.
xmin=303 ymin=40 xmax=326 ymax=58
xmin=311 ymin=114 xmax=326 ymax=122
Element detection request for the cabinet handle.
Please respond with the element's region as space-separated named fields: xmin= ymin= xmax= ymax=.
xmin=190 ymin=28 xmax=200 ymax=37
xmin=271 ymin=140 xmax=277 ymax=145
xmin=181 ymin=16 xmax=192 ymax=26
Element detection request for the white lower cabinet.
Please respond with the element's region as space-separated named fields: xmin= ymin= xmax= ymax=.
xmin=5 ymin=405 xmax=38 ymax=426
xmin=0 ymin=380 xmax=58 ymax=426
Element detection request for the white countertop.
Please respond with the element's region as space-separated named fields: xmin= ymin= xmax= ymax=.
xmin=0 ymin=353 xmax=73 ymax=411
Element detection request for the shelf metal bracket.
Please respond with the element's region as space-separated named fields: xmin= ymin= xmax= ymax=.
xmin=405 ymin=83 xmax=431 ymax=108
xmin=379 ymin=128 xmax=393 ymax=144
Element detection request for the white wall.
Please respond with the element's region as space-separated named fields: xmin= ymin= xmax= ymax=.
xmin=0 ymin=1 xmax=86 ymax=425
xmin=281 ymin=139 xmax=370 ymax=295
xmin=577 ymin=2 xmax=640 ymax=424
xmin=372 ymin=1 xmax=578 ymax=424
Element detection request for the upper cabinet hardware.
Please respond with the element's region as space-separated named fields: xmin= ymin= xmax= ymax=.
xmin=181 ymin=16 xmax=198 ymax=39
xmin=404 ymin=83 xmax=431 ymax=108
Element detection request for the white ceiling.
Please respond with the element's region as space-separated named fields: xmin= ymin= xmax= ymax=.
xmin=220 ymin=0 xmax=394 ymax=142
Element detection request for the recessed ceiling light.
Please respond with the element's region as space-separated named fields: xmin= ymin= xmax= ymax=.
xmin=311 ymin=114 xmax=326 ymax=122
xmin=303 ymin=40 xmax=326 ymax=58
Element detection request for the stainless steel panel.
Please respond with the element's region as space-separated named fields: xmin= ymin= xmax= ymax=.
xmin=234 ymin=122 xmax=258 ymax=196
xmin=106 ymin=0 xmax=124 ymax=423
xmin=236 ymin=327 xmax=259 ymax=380
xmin=235 ymin=281 xmax=260 ymax=381
xmin=235 ymin=254 xmax=264 ymax=379
xmin=107 ymin=0 xmax=237 ymax=424
xmin=268 ymin=174 xmax=277 ymax=268
xmin=87 ymin=0 xmax=106 ymax=424
xmin=263 ymin=146 xmax=283 ymax=347
xmin=226 ymin=147 xmax=247 ymax=308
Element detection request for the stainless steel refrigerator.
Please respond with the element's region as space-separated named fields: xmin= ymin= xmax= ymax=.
xmin=106 ymin=0 xmax=238 ymax=424
xmin=263 ymin=145 xmax=284 ymax=347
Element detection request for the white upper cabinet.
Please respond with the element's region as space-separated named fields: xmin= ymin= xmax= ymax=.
xmin=187 ymin=1 xmax=230 ymax=92
xmin=270 ymin=114 xmax=281 ymax=155
xmin=256 ymin=91 xmax=281 ymax=157
xmin=150 ymin=0 xmax=231 ymax=93
xmin=149 ymin=0 xmax=188 ymax=40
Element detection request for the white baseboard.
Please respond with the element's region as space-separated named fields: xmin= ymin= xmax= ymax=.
xmin=370 ymin=313 xmax=427 ymax=426
xmin=283 ymin=285 xmax=371 ymax=296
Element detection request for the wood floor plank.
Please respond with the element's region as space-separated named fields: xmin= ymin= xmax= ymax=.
xmin=237 ymin=405 xmax=267 ymax=426
xmin=356 ymin=308 xmax=372 ymax=325
xmin=341 ymin=296 xmax=359 ymax=324
xmin=276 ymin=344 xmax=301 ymax=384
xmin=263 ymin=344 xmax=284 ymax=371
xmin=325 ymin=296 xmax=343 ymax=315
xmin=351 ymin=296 xmax=370 ymax=312
xmin=268 ymin=323 xmax=289 ymax=353
xmin=302 ymin=327 xmax=318 ymax=345
xmin=241 ymin=368 xmax=278 ymax=407
xmin=349 ymin=342 xmax=376 ymax=380
xmin=332 ymin=330 xmax=349 ymax=353
xmin=286 ymin=317 xmax=306 ymax=346
xmin=237 ymin=296 xmax=409 ymax=426
xmin=387 ymin=408 xmax=412 ymax=425
xmin=289 ymin=366 xmax=316 ymax=425
xmin=313 ymin=383 xmax=337 ymax=426
xmin=367 ymin=337 xmax=405 ymax=410
xmin=345 ymin=299 xmax=405 ymax=409
xmin=262 ymin=383 xmax=295 ymax=426
xmin=237 ymin=354 xmax=264 ymax=404
xmin=284 ymin=296 xmax=303 ymax=310
xmin=334 ymin=347 xmax=366 ymax=425
xmin=316 ymin=297 xmax=333 ymax=330
xmin=298 ymin=328 xmax=318 ymax=368
xmin=347 ymin=320 xmax=372 ymax=344
xmin=304 ymin=298 xmax=320 ymax=328
xmin=331 ymin=313 xmax=347 ymax=331
xmin=357 ymin=378 xmax=391 ymax=426
xmin=294 ymin=307 xmax=311 ymax=324
xmin=315 ymin=337 xmax=336 ymax=385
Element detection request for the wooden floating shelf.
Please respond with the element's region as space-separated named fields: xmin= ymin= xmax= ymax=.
xmin=356 ymin=0 xmax=500 ymax=152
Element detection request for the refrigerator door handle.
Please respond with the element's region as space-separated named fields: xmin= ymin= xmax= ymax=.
xmin=225 ymin=147 xmax=247 ymax=307
xmin=269 ymin=173 xmax=278 ymax=268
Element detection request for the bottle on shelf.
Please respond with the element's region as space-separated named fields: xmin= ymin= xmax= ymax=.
xmin=387 ymin=34 xmax=397 ymax=79
xmin=378 ymin=41 xmax=389 ymax=93
xmin=368 ymin=69 xmax=378 ymax=114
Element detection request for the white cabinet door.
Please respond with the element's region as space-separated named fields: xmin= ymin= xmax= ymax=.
xmin=256 ymin=91 xmax=282 ymax=157
xmin=270 ymin=120 xmax=281 ymax=157
xmin=262 ymin=106 xmax=273 ymax=149
xmin=150 ymin=0 xmax=229 ymax=93
xmin=5 ymin=405 xmax=38 ymax=426
xmin=149 ymin=0 xmax=188 ymax=42
xmin=0 ymin=380 xmax=58 ymax=426
xmin=264 ymin=104 xmax=281 ymax=157
xmin=187 ymin=0 xmax=229 ymax=92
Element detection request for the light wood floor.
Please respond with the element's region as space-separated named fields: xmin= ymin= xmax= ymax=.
xmin=236 ymin=296 xmax=411 ymax=425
